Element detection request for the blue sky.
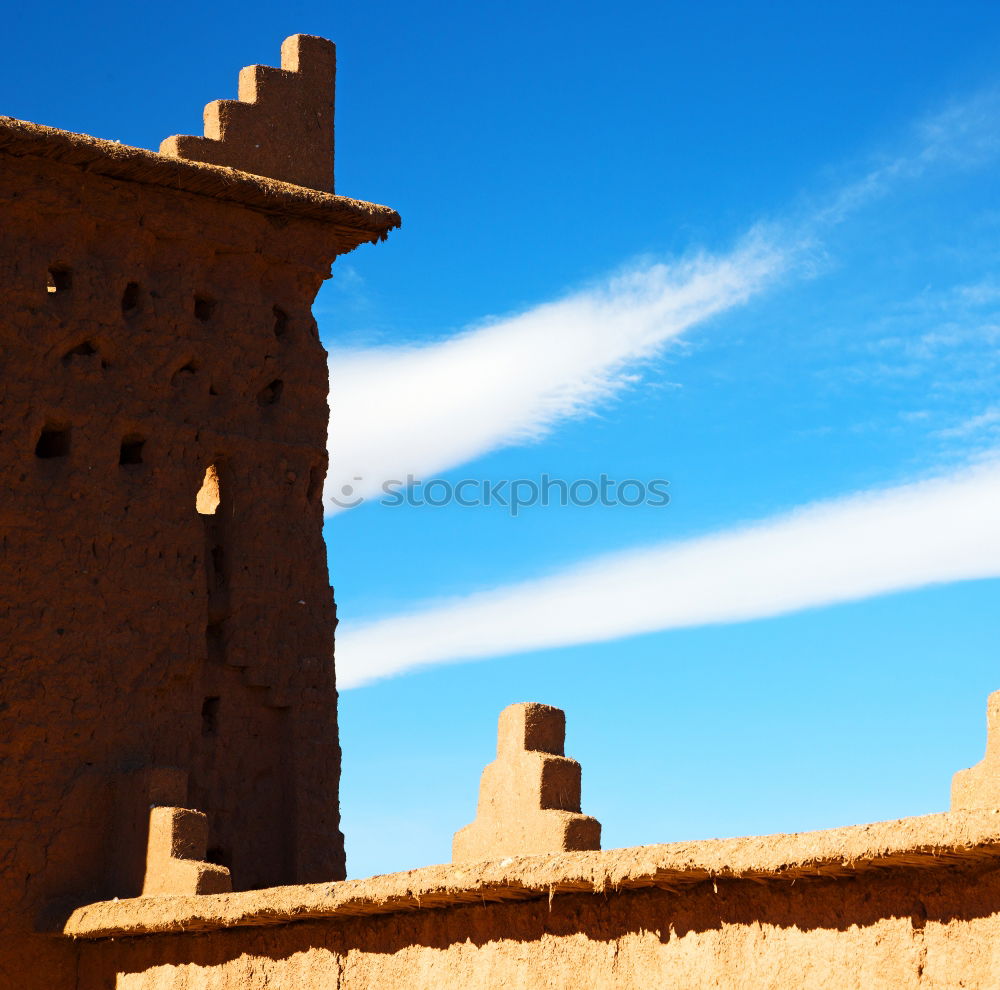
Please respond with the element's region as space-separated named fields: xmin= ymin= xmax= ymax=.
xmin=8 ymin=0 xmax=999 ymax=879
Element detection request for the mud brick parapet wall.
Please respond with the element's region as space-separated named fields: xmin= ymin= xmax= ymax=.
xmin=2 ymin=32 xmax=999 ymax=990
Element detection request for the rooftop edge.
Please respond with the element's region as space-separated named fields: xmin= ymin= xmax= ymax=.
xmin=61 ymin=807 xmax=1000 ymax=940
xmin=0 ymin=116 xmax=399 ymax=247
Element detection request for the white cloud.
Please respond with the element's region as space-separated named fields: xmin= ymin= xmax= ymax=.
xmin=323 ymin=87 xmax=1000 ymax=516
xmin=814 ymin=87 xmax=1000 ymax=226
xmin=336 ymin=459 xmax=1000 ymax=689
xmin=325 ymin=232 xmax=788 ymax=511
xmin=324 ymin=87 xmax=1000 ymax=688
xmin=936 ymin=405 xmax=1000 ymax=439
xmin=956 ymin=279 xmax=1000 ymax=307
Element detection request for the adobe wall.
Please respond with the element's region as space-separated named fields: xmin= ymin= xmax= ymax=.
xmin=68 ymin=827 xmax=1000 ymax=989
xmin=0 ymin=137 xmax=393 ymax=986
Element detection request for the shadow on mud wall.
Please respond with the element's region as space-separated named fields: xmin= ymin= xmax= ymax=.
xmin=75 ymin=863 xmax=1000 ymax=985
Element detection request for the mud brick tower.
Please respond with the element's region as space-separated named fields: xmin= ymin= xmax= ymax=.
xmin=0 ymin=35 xmax=397 ymax=986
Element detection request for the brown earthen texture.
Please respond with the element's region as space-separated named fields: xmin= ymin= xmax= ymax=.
xmin=66 ymin=809 xmax=1000 ymax=989
xmin=453 ymin=703 xmax=601 ymax=861
xmin=73 ymin=871 xmax=1000 ymax=990
xmin=161 ymin=35 xmax=336 ymax=191
xmin=0 ymin=116 xmax=399 ymax=240
xmin=953 ymin=690 xmax=1000 ymax=810
xmin=142 ymin=807 xmax=232 ymax=896
xmin=0 ymin=108 xmax=393 ymax=985
xmin=63 ymin=808 xmax=1000 ymax=939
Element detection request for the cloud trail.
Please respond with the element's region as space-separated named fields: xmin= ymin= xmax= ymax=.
xmin=335 ymin=459 xmax=1000 ymax=688
xmin=326 ymin=233 xmax=788 ymax=510
xmin=324 ymin=87 xmax=1000 ymax=515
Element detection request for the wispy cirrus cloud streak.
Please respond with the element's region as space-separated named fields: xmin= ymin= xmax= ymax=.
xmin=326 ymin=233 xmax=787 ymax=510
xmin=336 ymin=459 xmax=1000 ymax=688
xmin=814 ymin=86 xmax=1000 ymax=224
xmin=325 ymin=87 xmax=1000 ymax=515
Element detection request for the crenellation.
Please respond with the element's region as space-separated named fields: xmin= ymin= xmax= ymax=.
xmin=161 ymin=34 xmax=336 ymax=192
xmin=453 ymin=703 xmax=602 ymax=862
xmin=952 ymin=691 xmax=1000 ymax=810
xmin=142 ymin=807 xmax=232 ymax=897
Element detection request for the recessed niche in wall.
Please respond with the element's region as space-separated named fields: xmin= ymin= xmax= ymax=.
xmin=210 ymin=544 xmax=226 ymax=587
xmin=201 ymin=696 xmax=220 ymax=736
xmin=46 ymin=267 xmax=72 ymax=294
xmin=61 ymin=340 xmax=97 ymax=363
xmin=196 ymin=464 xmax=221 ymax=515
xmin=170 ymin=361 xmax=198 ymax=386
xmin=35 ymin=424 xmax=71 ymax=459
xmin=194 ymin=296 xmax=216 ymax=321
xmin=257 ymin=379 xmax=284 ymax=406
xmin=273 ymin=306 xmax=289 ymax=337
xmin=121 ymin=282 xmax=140 ymax=314
xmin=119 ymin=435 xmax=145 ymax=466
